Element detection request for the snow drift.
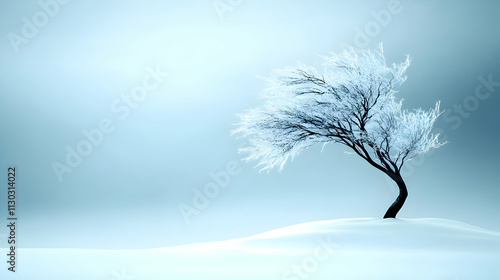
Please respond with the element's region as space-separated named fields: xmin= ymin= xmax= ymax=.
xmin=4 ymin=218 xmax=500 ymax=280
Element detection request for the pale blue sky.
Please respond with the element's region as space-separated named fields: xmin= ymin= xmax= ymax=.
xmin=0 ymin=0 xmax=499 ymax=249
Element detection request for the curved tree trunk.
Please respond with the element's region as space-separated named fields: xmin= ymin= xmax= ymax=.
xmin=383 ymin=174 xmax=408 ymax=219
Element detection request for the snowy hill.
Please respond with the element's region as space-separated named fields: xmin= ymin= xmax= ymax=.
xmin=5 ymin=218 xmax=500 ymax=280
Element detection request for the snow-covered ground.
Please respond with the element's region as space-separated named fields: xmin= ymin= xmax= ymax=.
xmin=4 ymin=218 xmax=500 ymax=280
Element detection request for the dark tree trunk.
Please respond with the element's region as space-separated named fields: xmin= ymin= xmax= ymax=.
xmin=383 ymin=173 xmax=408 ymax=219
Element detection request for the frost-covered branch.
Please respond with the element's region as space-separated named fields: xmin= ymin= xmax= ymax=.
xmin=234 ymin=44 xmax=444 ymax=175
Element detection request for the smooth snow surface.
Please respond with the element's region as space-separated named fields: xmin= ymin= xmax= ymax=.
xmin=4 ymin=218 xmax=500 ymax=280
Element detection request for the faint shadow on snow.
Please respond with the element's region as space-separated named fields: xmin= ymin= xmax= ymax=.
xmin=9 ymin=218 xmax=500 ymax=280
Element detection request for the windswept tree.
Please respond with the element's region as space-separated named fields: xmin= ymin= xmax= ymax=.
xmin=234 ymin=44 xmax=444 ymax=218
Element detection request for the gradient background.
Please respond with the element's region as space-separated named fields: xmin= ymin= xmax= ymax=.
xmin=0 ymin=0 xmax=499 ymax=250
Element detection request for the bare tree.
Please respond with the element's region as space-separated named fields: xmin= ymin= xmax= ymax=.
xmin=234 ymin=44 xmax=444 ymax=218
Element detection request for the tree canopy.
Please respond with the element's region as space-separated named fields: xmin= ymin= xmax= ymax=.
xmin=234 ymin=44 xmax=443 ymax=177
